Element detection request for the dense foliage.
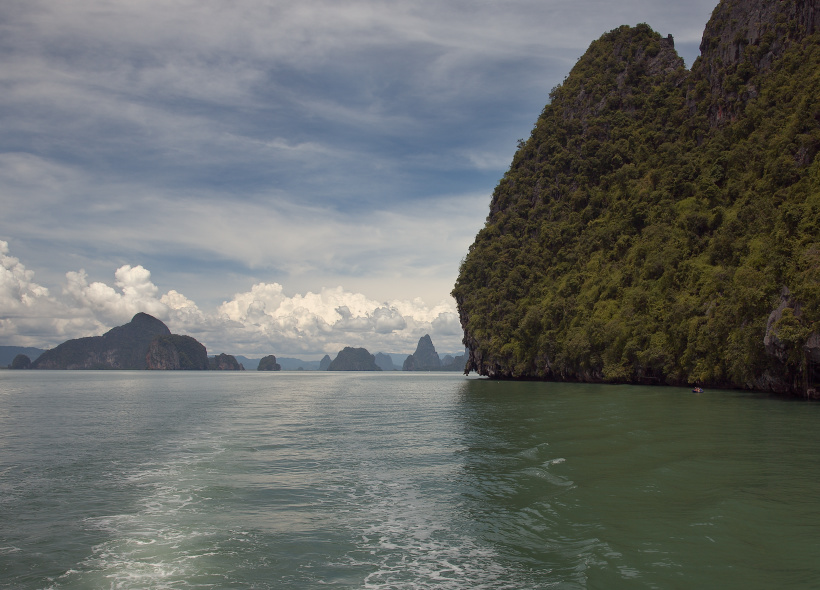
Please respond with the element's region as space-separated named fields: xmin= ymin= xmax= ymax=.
xmin=453 ymin=10 xmax=820 ymax=394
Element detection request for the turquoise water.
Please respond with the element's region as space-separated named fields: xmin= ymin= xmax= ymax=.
xmin=1 ymin=371 xmax=819 ymax=589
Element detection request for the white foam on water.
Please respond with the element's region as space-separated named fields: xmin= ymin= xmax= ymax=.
xmin=520 ymin=466 xmax=574 ymax=488
xmin=51 ymin=434 xmax=239 ymax=590
xmin=0 ymin=545 xmax=21 ymax=554
xmin=518 ymin=442 xmax=551 ymax=461
xmin=336 ymin=476 xmax=531 ymax=590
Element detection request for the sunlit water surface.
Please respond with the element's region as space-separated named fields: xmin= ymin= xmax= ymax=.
xmin=1 ymin=371 xmax=819 ymax=589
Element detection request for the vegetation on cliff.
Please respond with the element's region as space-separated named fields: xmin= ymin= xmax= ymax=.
xmin=453 ymin=0 xmax=820 ymax=395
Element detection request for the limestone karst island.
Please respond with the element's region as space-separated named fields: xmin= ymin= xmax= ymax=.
xmin=453 ymin=0 xmax=820 ymax=397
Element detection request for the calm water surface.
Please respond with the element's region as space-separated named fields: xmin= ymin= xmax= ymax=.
xmin=1 ymin=371 xmax=819 ymax=589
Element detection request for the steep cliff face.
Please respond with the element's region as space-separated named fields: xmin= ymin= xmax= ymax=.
xmin=146 ymin=335 xmax=209 ymax=370
xmin=692 ymin=0 xmax=820 ymax=125
xmin=453 ymin=0 xmax=820 ymax=395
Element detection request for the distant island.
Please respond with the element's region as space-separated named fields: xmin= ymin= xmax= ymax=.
xmin=257 ymin=355 xmax=282 ymax=371
xmin=10 ymin=313 xmax=244 ymax=370
xmin=5 ymin=316 xmax=465 ymax=374
xmin=236 ymin=337 xmax=464 ymax=372
xmin=404 ymin=334 xmax=467 ymax=371
xmin=453 ymin=0 xmax=820 ymax=397
xmin=327 ymin=347 xmax=381 ymax=371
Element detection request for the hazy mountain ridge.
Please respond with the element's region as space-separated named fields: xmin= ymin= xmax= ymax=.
xmin=1 ymin=346 xmax=45 ymax=367
xmin=453 ymin=0 xmax=820 ymax=396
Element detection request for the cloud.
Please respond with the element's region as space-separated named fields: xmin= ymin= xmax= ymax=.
xmin=0 ymin=242 xmax=465 ymax=356
xmin=0 ymin=240 xmax=102 ymax=345
xmin=0 ymin=239 xmax=51 ymax=311
xmin=211 ymin=283 xmax=443 ymax=355
xmin=63 ymin=265 xmax=168 ymax=326
xmin=432 ymin=311 xmax=462 ymax=336
xmin=0 ymin=0 xmax=717 ymax=353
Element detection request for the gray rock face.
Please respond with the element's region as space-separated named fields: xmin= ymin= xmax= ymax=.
xmin=403 ymin=335 xmax=442 ymax=371
xmin=146 ymin=335 xmax=208 ymax=370
xmin=694 ymin=0 xmax=820 ymax=126
xmin=760 ymin=287 xmax=820 ymax=397
xmin=319 ymin=354 xmax=332 ymax=371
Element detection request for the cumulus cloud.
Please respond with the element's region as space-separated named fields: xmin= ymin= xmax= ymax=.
xmin=0 ymin=242 xmax=464 ymax=357
xmin=432 ymin=311 xmax=462 ymax=335
xmin=64 ymin=265 xmax=168 ymax=326
xmin=210 ymin=282 xmax=447 ymax=355
xmin=0 ymin=240 xmax=50 ymax=308
xmin=0 ymin=240 xmax=103 ymax=345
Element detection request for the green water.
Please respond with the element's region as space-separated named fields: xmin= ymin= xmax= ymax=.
xmin=0 ymin=372 xmax=818 ymax=588
xmin=460 ymin=380 xmax=820 ymax=588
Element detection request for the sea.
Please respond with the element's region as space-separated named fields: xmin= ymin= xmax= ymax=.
xmin=1 ymin=371 xmax=819 ymax=589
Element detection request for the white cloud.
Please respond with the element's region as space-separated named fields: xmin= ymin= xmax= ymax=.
xmin=0 ymin=239 xmax=51 ymax=311
xmin=0 ymin=242 xmax=465 ymax=357
xmin=432 ymin=311 xmax=462 ymax=336
xmin=210 ymin=282 xmax=453 ymax=355
xmin=64 ymin=265 xmax=168 ymax=326
xmin=0 ymin=240 xmax=103 ymax=346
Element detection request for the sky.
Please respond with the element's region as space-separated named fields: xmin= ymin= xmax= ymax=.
xmin=0 ymin=0 xmax=718 ymax=359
